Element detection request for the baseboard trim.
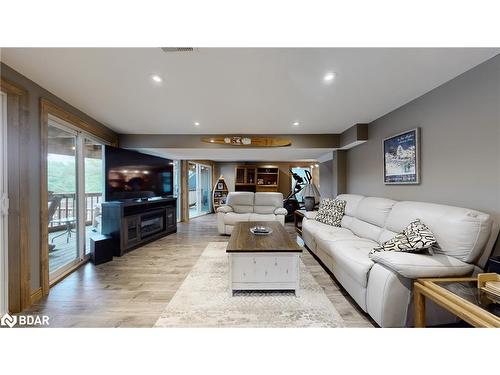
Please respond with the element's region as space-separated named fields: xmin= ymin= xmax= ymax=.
xmin=30 ymin=287 xmax=43 ymax=304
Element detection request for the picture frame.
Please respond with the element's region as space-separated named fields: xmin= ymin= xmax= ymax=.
xmin=217 ymin=182 xmax=224 ymax=190
xmin=383 ymin=128 xmax=420 ymax=184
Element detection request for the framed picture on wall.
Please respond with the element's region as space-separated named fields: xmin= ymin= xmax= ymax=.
xmin=383 ymin=128 xmax=420 ymax=184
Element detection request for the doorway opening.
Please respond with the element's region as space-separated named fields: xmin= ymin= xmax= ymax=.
xmin=188 ymin=162 xmax=212 ymax=219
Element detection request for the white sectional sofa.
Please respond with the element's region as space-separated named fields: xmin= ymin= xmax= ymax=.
xmin=217 ymin=192 xmax=287 ymax=235
xmin=302 ymin=194 xmax=499 ymax=327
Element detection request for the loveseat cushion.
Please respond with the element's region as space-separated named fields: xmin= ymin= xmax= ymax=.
xmin=226 ymin=192 xmax=254 ymax=213
xmin=325 ymin=239 xmax=378 ymax=287
xmin=369 ymin=251 xmax=475 ymax=279
xmin=249 ymin=213 xmax=279 ymax=222
xmin=254 ymin=192 xmax=283 ymax=214
xmin=216 ymin=205 xmax=233 ymax=213
xmin=223 ymin=212 xmax=251 ymax=225
xmin=274 ymin=207 xmax=288 ymax=215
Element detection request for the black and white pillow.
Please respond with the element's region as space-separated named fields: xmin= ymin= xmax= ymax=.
xmin=371 ymin=219 xmax=437 ymax=254
xmin=315 ymin=199 xmax=346 ymax=227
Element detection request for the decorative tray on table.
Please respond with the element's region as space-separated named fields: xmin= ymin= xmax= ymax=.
xmin=249 ymin=226 xmax=273 ymax=236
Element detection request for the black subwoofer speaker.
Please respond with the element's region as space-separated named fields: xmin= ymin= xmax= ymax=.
xmin=486 ymin=256 xmax=500 ymax=274
xmin=90 ymin=234 xmax=114 ymax=265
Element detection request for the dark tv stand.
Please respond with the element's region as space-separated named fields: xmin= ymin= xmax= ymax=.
xmin=101 ymin=197 xmax=177 ymax=256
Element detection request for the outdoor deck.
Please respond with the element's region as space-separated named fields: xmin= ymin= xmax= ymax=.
xmin=48 ymin=226 xmax=97 ymax=274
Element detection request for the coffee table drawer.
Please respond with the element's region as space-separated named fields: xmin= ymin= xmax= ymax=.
xmin=230 ymin=254 xmax=298 ymax=283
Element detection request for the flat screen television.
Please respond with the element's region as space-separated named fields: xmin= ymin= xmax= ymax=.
xmin=104 ymin=146 xmax=174 ymax=201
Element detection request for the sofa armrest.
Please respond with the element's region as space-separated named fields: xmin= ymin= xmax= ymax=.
xmin=216 ymin=205 xmax=233 ymax=213
xmin=274 ymin=207 xmax=288 ymax=215
xmin=303 ymin=211 xmax=318 ymax=220
xmin=368 ymin=251 xmax=475 ymax=279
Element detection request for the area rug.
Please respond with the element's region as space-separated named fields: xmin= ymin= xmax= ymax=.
xmin=154 ymin=242 xmax=345 ymax=327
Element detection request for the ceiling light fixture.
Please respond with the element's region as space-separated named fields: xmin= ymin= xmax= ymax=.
xmin=194 ymin=122 xmax=200 ymax=126
xmin=323 ymin=72 xmax=336 ymax=82
xmin=151 ymin=74 xmax=163 ymax=83
xmin=293 ymin=121 xmax=300 ymax=126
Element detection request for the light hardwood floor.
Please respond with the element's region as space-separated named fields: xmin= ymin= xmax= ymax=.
xmin=24 ymin=214 xmax=375 ymax=327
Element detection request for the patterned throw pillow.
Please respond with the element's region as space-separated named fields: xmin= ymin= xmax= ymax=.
xmin=315 ymin=199 xmax=346 ymax=227
xmin=371 ymin=219 xmax=437 ymax=254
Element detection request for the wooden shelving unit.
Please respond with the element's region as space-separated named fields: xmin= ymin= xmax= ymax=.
xmin=235 ymin=165 xmax=279 ymax=192
xmin=212 ymin=176 xmax=229 ymax=211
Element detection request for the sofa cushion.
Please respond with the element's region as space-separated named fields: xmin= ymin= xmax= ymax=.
xmin=314 ymin=228 xmax=360 ymax=251
xmin=325 ymin=239 xmax=378 ymax=287
xmin=336 ymin=194 xmax=364 ymax=217
xmin=226 ymin=192 xmax=254 ymax=214
xmin=355 ymin=197 xmax=397 ymax=227
xmin=316 ymin=199 xmax=346 ymax=226
xmin=350 ymin=218 xmax=383 ymax=242
xmin=385 ymin=201 xmax=492 ymax=263
xmin=223 ymin=212 xmax=251 ymax=225
xmin=372 ymin=219 xmax=437 ymax=254
xmin=249 ymin=213 xmax=279 ymax=222
xmin=254 ymin=192 xmax=283 ymax=214
xmin=378 ymin=229 xmax=399 ymax=245
xmin=369 ymin=251 xmax=475 ymax=279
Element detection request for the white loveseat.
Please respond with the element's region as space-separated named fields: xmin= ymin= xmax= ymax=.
xmin=217 ymin=192 xmax=287 ymax=235
xmin=302 ymin=194 xmax=499 ymax=327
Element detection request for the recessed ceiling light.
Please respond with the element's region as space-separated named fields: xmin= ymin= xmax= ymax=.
xmin=194 ymin=122 xmax=200 ymax=126
xmin=293 ymin=121 xmax=300 ymax=126
xmin=151 ymin=74 xmax=163 ymax=83
xmin=323 ymin=72 xmax=336 ymax=82
xmin=315 ymin=164 xmax=319 ymax=167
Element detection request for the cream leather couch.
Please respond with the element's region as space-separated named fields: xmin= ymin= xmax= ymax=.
xmin=217 ymin=192 xmax=287 ymax=235
xmin=302 ymin=194 xmax=499 ymax=327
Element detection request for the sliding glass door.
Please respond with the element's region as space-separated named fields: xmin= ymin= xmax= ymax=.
xmin=84 ymin=139 xmax=104 ymax=255
xmin=47 ymin=123 xmax=80 ymax=279
xmin=188 ymin=162 xmax=212 ymax=219
xmin=47 ymin=116 xmax=105 ymax=281
xmin=0 ymin=92 xmax=8 ymax=315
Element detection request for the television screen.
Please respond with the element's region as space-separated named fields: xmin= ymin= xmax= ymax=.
xmin=104 ymin=146 xmax=174 ymax=201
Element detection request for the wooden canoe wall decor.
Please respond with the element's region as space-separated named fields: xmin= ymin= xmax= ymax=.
xmin=202 ymin=136 xmax=292 ymax=147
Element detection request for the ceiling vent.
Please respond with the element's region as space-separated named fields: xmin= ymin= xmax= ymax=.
xmin=161 ymin=47 xmax=196 ymax=53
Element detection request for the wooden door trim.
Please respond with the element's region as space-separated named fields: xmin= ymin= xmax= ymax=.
xmin=0 ymin=77 xmax=31 ymax=313
xmin=40 ymin=99 xmax=118 ymax=145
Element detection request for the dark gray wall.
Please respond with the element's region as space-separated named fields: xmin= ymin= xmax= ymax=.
xmin=1 ymin=63 xmax=113 ymax=292
xmin=319 ymin=159 xmax=333 ymax=198
xmin=346 ymin=55 xmax=500 ymax=231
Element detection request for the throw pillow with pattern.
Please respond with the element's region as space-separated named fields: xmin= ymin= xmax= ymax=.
xmin=315 ymin=199 xmax=346 ymax=227
xmin=371 ymin=219 xmax=437 ymax=254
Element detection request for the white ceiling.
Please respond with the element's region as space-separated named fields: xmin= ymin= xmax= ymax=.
xmin=136 ymin=147 xmax=334 ymax=162
xmin=2 ymin=48 xmax=498 ymax=135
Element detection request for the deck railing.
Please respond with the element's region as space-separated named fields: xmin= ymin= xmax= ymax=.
xmin=48 ymin=192 xmax=102 ymax=232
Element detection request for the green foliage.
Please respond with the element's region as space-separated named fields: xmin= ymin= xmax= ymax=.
xmin=47 ymin=154 xmax=102 ymax=193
